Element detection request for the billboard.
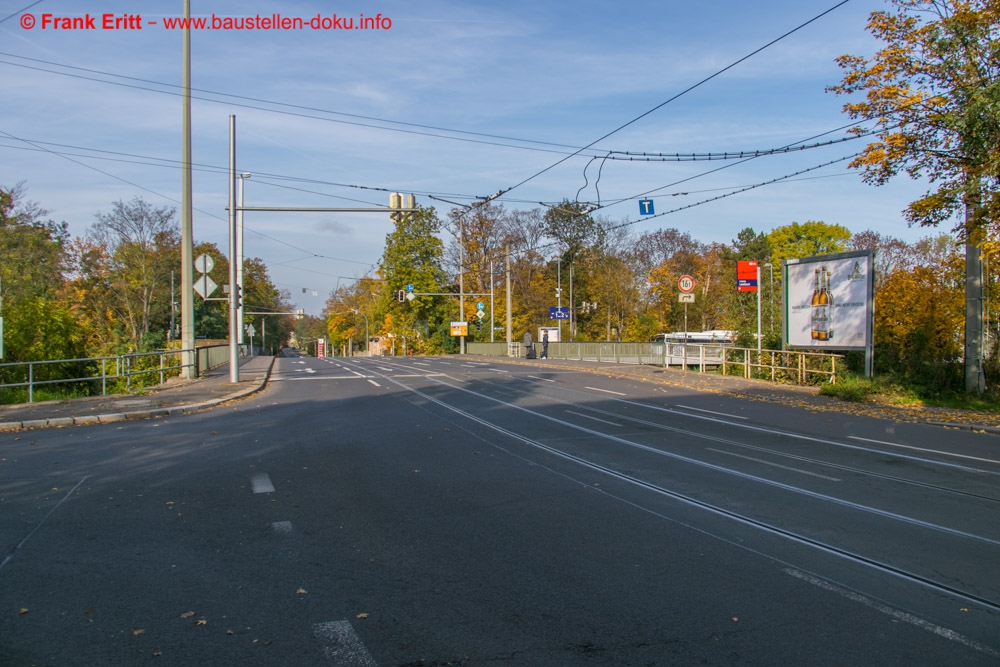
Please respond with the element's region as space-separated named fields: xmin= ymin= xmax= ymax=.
xmin=783 ymin=250 xmax=873 ymax=351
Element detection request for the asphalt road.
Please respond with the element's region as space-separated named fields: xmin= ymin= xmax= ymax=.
xmin=2 ymin=352 xmax=998 ymax=665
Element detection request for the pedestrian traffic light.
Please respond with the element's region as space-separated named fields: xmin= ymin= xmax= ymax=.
xmin=397 ymin=290 xmax=406 ymax=302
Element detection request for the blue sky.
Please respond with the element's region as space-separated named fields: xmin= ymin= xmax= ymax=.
xmin=1 ymin=0 xmax=932 ymax=315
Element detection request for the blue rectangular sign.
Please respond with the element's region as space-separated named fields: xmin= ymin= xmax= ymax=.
xmin=639 ymin=199 xmax=654 ymax=215
xmin=549 ymin=307 xmax=570 ymax=320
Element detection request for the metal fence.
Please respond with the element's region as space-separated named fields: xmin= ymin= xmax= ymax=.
xmin=0 ymin=344 xmax=244 ymax=404
xmin=466 ymin=341 xmax=841 ymax=385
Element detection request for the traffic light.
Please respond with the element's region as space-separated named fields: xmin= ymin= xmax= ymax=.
xmin=397 ymin=289 xmax=406 ymax=303
xmin=234 ymin=284 xmax=242 ymax=308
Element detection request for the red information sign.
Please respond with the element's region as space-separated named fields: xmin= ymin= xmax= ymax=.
xmin=678 ymin=275 xmax=695 ymax=293
xmin=737 ymin=261 xmax=758 ymax=292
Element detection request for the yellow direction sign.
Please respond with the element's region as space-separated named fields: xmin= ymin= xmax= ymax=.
xmin=450 ymin=321 xmax=468 ymax=337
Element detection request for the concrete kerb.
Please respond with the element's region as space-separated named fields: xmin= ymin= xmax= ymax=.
xmin=0 ymin=357 xmax=276 ymax=432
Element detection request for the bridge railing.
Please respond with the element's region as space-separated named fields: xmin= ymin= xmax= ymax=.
xmin=0 ymin=344 xmax=246 ymax=404
xmin=465 ymin=341 xmax=841 ymax=385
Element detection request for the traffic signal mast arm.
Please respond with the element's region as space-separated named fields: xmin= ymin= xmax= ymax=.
xmin=403 ymin=292 xmax=494 ymax=296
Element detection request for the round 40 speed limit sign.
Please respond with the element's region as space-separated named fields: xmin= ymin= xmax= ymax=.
xmin=678 ymin=275 xmax=695 ymax=293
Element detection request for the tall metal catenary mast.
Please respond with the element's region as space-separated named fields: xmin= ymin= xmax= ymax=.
xmin=180 ymin=0 xmax=195 ymax=378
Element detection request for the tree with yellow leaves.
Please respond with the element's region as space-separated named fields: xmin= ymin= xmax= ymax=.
xmin=830 ymin=0 xmax=1000 ymax=393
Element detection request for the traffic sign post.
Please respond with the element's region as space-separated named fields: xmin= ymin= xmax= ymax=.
xmin=677 ymin=275 xmax=695 ymax=369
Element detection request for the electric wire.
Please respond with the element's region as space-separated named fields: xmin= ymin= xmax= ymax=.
xmin=0 ymin=53 xmax=612 ymax=158
xmin=487 ymin=0 xmax=852 ymax=203
xmin=606 ymin=152 xmax=863 ymax=232
xmin=0 ymin=1 xmax=43 ymax=25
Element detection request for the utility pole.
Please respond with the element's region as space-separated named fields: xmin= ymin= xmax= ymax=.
xmin=556 ymin=258 xmax=562 ymax=340
xmin=180 ymin=0 xmax=195 ymax=378
xmin=569 ymin=265 xmax=574 ymax=339
xmin=490 ymin=260 xmax=495 ymax=343
xmin=459 ymin=214 xmax=465 ymax=355
xmin=505 ymin=245 xmax=512 ymax=356
xmin=228 ymin=114 xmax=240 ymax=383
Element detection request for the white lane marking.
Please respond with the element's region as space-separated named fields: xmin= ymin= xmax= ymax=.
xmin=461 ymin=364 xmax=479 ymax=368
xmin=250 ymin=473 xmax=275 ymax=494
xmin=377 ymin=366 xmax=393 ymax=371
xmin=706 ymin=448 xmax=841 ymax=481
xmin=314 ymin=621 xmax=377 ymax=666
xmin=566 ymin=410 xmax=621 ymax=427
xmin=527 ymin=375 xmax=555 ymax=382
xmin=676 ymin=404 xmax=748 ymax=420
xmin=848 ymin=436 xmax=1000 ymax=465
xmin=279 ymin=375 xmax=365 ymax=381
xmin=271 ymin=520 xmax=293 ymax=534
xmin=0 ymin=476 xmax=89 ymax=572
xmin=438 ymin=361 xmax=452 ymax=365
xmin=367 ymin=379 xmax=381 ymax=387
xmin=585 ymin=386 xmax=626 ymax=396
xmin=784 ymin=568 xmax=1000 ymax=659
xmin=413 ymin=362 xmax=431 ymax=367
xmin=421 ymin=375 xmax=1000 ymax=546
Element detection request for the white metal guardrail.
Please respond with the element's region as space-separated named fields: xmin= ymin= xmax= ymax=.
xmin=0 ymin=344 xmax=247 ymax=404
xmin=466 ymin=341 xmax=841 ymax=385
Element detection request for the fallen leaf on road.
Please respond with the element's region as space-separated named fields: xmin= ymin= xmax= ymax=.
xmin=296 ymin=587 xmax=307 ymax=594
xmin=179 ymin=611 xmax=195 ymax=619
xmin=731 ymin=617 xmax=739 ymax=622
xmin=18 ymin=608 xmax=28 ymax=615
xmin=356 ymin=613 xmax=369 ymax=619
xmin=133 ymin=629 xmax=145 ymax=636
xmin=195 ymin=619 xmax=207 ymax=626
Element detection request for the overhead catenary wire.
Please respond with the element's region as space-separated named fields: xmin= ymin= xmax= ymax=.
xmin=607 ymin=152 xmax=863 ymax=231
xmin=0 ymin=53 xmax=613 ymax=159
xmin=485 ymin=0 xmax=853 ymax=204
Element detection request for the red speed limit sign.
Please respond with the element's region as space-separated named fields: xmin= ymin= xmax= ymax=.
xmin=678 ymin=275 xmax=695 ymax=293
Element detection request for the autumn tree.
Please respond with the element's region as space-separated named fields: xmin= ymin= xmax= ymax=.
xmin=830 ymin=0 xmax=1000 ymax=392
xmin=0 ymin=184 xmax=86 ymax=374
xmin=766 ymin=221 xmax=851 ymax=265
xmin=81 ymin=197 xmax=179 ymax=351
xmin=376 ymin=205 xmax=449 ymax=352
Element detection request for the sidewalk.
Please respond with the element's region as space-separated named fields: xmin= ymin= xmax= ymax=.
xmin=490 ymin=356 xmax=1000 ymax=435
xmin=0 ymin=355 xmax=275 ymax=432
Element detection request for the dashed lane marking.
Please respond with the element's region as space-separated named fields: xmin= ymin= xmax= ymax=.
xmin=250 ymin=473 xmax=275 ymax=494
xmin=676 ymin=404 xmax=748 ymax=420
xmin=313 ymin=620 xmax=377 ymax=666
xmin=585 ymin=386 xmax=626 ymax=396
xmin=271 ymin=520 xmax=293 ymax=534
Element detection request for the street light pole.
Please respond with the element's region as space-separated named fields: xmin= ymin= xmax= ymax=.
xmin=180 ymin=0 xmax=195 ymax=379
xmin=227 ymin=114 xmax=240 ymax=384
xmin=556 ymin=258 xmax=562 ymax=340
xmin=459 ymin=215 xmax=465 ymax=355
xmin=763 ymin=262 xmax=775 ymax=336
